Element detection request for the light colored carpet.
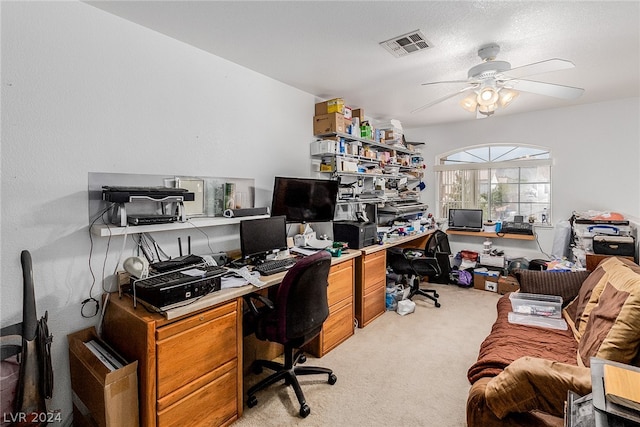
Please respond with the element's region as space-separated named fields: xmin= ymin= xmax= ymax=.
xmin=233 ymin=284 xmax=502 ymax=427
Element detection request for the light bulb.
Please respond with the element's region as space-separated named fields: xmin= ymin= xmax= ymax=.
xmin=477 ymin=87 xmax=499 ymax=106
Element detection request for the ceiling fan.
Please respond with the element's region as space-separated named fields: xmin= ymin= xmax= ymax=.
xmin=412 ymin=43 xmax=584 ymax=117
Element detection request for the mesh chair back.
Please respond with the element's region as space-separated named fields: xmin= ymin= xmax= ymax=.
xmin=424 ymin=230 xmax=451 ymax=257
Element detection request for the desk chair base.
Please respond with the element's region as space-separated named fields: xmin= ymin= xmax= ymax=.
xmin=246 ymin=347 xmax=337 ymax=418
xmin=405 ymin=275 xmax=441 ymax=308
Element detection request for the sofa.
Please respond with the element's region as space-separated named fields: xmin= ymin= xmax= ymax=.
xmin=466 ymin=256 xmax=640 ymax=426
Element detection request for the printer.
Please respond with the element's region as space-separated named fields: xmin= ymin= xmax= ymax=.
xmin=333 ymin=221 xmax=378 ymax=249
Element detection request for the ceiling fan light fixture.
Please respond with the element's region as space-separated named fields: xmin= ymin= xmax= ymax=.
xmin=477 ymin=87 xmax=499 ymax=106
xmin=498 ymin=88 xmax=519 ymax=108
xmin=477 ymin=104 xmax=496 ymax=116
xmin=460 ymin=94 xmax=478 ymax=112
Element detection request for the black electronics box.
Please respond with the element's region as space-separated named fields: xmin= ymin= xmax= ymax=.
xmin=333 ymin=221 xmax=377 ymax=249
xmin=593 ymin=235 xmax=636 ymax=257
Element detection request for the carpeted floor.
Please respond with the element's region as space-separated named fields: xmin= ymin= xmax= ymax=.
xmin=233 ymin=284 xmax=502 ymax=427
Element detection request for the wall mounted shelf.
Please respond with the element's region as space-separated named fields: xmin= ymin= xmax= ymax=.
xmin=446 ymin=230 xmax=536 ymax=241
xmin=91 ymin=215 xmax=269 ymax=237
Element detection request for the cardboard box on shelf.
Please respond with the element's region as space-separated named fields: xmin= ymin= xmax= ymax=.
xmin=351 ymin=108 xmax=364 ymax=122
xmin=68 ymin=327 xmax=139 ymax=427
xmin=313 ymin=113 xmax=351 ymax=135
xmin=315 ymin=98 xmax=345 ymax=115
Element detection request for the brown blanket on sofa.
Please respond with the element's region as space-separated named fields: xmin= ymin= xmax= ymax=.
xmin=467 ymin=293 xmax=579 ymax=384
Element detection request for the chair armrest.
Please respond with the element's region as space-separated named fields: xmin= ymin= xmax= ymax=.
xmin=243 ymin=293 xmax=275 ymax=316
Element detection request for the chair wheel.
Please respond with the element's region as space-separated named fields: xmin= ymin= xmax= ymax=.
xmin=300 ymin=403 xmax=310 ymax=418
xmin=247 ymin=395 xmax=258 ymax=408
xmin=328 ymin=373 xmax=337 ymax=385
xmin=435 ymin=302 xmax=441 ymax=308
xmin=434 ymin=293 xmax=439 ymax=298
xmin=298 ymin=354 xmax=307 ymax=364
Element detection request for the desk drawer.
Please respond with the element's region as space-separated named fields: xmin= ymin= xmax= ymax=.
xmin=156 ymin=303 xmax=238 ymax=399
xmin=328 ymin=260 xmax=354 ymax=306
xmin=362 ymin=251 xmax=386 ymax=292
xmin=361 ymin=283 xmax=385 ymax=327
xmin=157 ymin=365 xmax=238 ymax=427
xmin=322 ymin=298 xmax=354 ymax=353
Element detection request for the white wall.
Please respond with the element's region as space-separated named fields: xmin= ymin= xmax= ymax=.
xmin=1 ymin=2 xmax=316 ymax=421
xmin=405 ymin=98 xmax=640 ymax=258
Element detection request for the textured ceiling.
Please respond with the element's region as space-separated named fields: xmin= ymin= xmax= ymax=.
xmin=88 ymin=1 xmax=640 ymax=128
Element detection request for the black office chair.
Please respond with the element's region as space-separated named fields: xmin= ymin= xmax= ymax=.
xmin=386 ymin=230 xmax=452 ymax=308
xmin=243 ymin=251 xmax=337 ymax=418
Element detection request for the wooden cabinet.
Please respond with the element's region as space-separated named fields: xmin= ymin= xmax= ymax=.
xmin=304 ymin=258 xmax=355 ymax=357
xmin=585 ymin=253 xmax=635 ymax=271
xmin=355 ymin=249 xmax=387 ymax=328
xmin=102 ymin=295 xmax=243 ymax=427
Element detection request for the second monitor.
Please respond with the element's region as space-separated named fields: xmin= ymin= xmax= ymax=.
xmin=240 ymin=215 xmax=288 ymax=263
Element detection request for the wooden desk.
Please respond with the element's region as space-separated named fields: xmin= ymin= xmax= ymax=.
xmin=102 ymin=251 xmax=359 ymax=427
xmin=355 ymin=231 xmax=434 ymax=328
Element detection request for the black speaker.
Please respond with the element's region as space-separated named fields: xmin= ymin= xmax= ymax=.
xmin=223 ymin=207 xmax=270 ymax=218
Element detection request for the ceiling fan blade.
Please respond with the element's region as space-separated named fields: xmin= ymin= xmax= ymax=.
xmin=508 ymin=79 xmax=584 ymax=99
xmin=411 ymin=86 xmax=477 ymax=114
xmin=421 ymin=79 xmax=470 ymax=86
xmin=502 ymin=58 xmax=575 ymax=79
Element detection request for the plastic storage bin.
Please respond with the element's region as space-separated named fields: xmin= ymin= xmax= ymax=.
xmin=509 ymin=292 xmax=563 ymax=318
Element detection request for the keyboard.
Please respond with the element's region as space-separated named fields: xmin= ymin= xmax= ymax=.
xmin=447 ymin=227 xmax=482 ymax=232
xmin=253 ymin=258 xmax=297 ymax=276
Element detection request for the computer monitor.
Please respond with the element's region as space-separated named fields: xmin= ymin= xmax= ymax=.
xmin=448 ymin=208 xmax=483 ymax=229
xmin=270 ymin=176 xmax=339 ymax=223
xmin=240 ymin=215 xmax=288 ymax=262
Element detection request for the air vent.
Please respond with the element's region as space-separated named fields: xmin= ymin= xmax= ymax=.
xmin=380 ymin=30 xmax=431 ymax=58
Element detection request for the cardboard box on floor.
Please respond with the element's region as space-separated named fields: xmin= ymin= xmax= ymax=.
xmin=474 ymin=271 xmax=499 ymax=292
xmin=498 ymin=276 xmax=520 ymax=295
xmin=68 ymin=327 xmax=139 ymax=427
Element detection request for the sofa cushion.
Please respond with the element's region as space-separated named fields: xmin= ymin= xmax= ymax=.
xmin=484 ymin=357 xmax=591 ymax=419
xmin=574 ymin=257 xmax=640 ymax=366
xmin=514 ymin=269 xmax=590 ymax=306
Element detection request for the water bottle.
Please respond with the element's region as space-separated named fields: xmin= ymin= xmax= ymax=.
xmin=495 ymin=220 xmax=502 ymax=233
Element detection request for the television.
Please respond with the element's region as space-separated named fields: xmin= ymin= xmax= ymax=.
xmin=271 ymin=176 xmax=339 ymax=223
xmin=448 ymin=208 xmax=483 ymax=229
xmin=240 ymin=215 xmax=288 ymax=262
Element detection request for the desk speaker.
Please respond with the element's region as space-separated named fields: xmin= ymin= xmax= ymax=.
xmin=223 ymin=207 xmax=270 ymax=218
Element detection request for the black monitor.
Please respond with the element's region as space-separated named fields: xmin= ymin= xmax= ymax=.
xmin=271 ymin=176 xmax=339 ymax=223
xmin=240 ymin=215 xmax=288 ymax=262
xmin=448 ymin=208 xmax=483 ymax=229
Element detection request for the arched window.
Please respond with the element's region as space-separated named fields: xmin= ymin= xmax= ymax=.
xmin=434 ymin=144 xmax=552 ymax=223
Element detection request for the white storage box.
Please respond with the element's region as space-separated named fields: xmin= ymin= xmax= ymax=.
xmin=509 ymin=292 xmax=563 ymax=319
xmin=479 ymin=254 xmax=505 ymax=268
xmin=310 ymin=139 xmax=337 ymax=156
xmin=508 ymin=312 xmax=567 ymax=330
